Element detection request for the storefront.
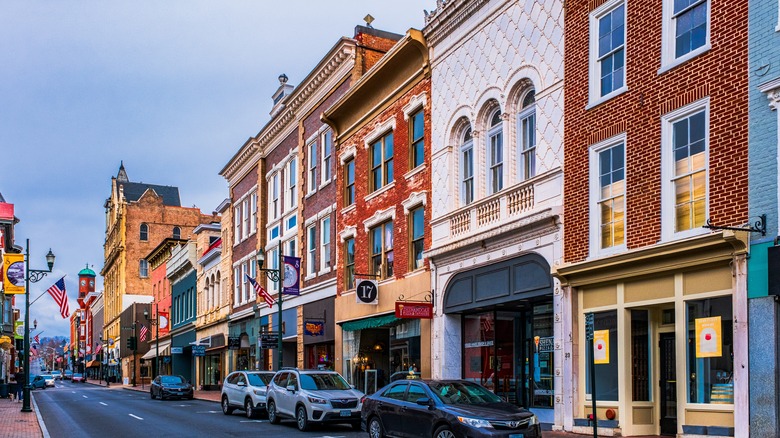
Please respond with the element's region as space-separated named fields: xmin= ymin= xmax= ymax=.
xmin=196 ymin=334 xmax=225 ymax=390
xmin=303 ymin=297 xmax=335 ymax=370
xmin=172 ymin=330 xmax=195 ymax=383
xmin=555 ymin=233 xmax=748 ymax=436
xmin=228 ymin=315 xmax=258 ymax=372
xmin=440 ymin=253 xmax=556 ymax=420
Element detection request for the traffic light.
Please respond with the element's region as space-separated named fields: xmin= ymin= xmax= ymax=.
xmin=126 ymin=336 xmax=136 ymax=350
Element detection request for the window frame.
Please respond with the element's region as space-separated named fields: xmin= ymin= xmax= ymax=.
xmin=320 ymin=216 xmax=331 ymax=273
xmin=344 ymin=237 xmax=355 ymax=290
xmin=589 ymin=133 xmax=627 ymax=257
xmin=660 ymin=0 xmax=711 ymax=73
xmin=250 ymin=192 xmax=257 ymax=234
xmin=588 ymin=0 xmax=627 ymax=106
xmin=234 ymin=203 xmax=242 ymax=243
xmin=486 ymin=108 xmax=504 ymax=195
xmin=517 ymin=90 xmax=537 ymax=182
xmin=460 ymin=127 xmax=475 ymax=206
xmin=139 ymin=259 xmax=149 ymax=278
xmin=409 ymin=206 xmax=425 ymax=271
xmin=410 ymin=108 xmax=425 ymax=169
xmin=369 ymin=131 xmax=394 ymax=193
xmin=306 ymin=225 xmax=317 ymax=277
xmin=172 ymin=226 xmax=181 ymax=239
xmin=661 ymin=98 xmax=709 ymax=242
xmin=344 ymin=158 xmax=355 ymax=206
xmin=321 ymin=130 xmax=333 ymax=185
xmin=270 ymin=173 xmax=280 ymax=220
xmin=140 ymin=223 xmax=149 ymax=241
xmin=286 ymin=157 xmax=298 ymax=212
xmin=369 ymin=221 xmax=394 ymax=280
xmin=308 ymin=139 xmax=318 ymax=194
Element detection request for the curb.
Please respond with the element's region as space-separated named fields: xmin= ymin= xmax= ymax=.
xmin=31 ymin=393 xmax=49 ymax=438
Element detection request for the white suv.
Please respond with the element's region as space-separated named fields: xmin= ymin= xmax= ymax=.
xmin=221 ymin=371 xmax=275 ymax=418
xmin=266 ymin=368 xmax=364 ymax=431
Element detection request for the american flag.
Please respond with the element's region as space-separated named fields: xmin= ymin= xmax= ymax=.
xmin=246 ymin=274 xmax=276 ymax=308
xmin=95 ymin=343 xmax=102 ymax=354
xmin=46 ymin=277 xmax=70 ymax=319
xmin=34 ymin=334 xmax=40 ymax=344
xmin=139 ymin=324 xmax=149 ymax=342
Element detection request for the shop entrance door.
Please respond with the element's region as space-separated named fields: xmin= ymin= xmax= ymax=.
xmin=659 ymin=333 xmax=677 ymax=435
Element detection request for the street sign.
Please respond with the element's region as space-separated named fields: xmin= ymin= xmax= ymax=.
xmin=171 ymin=347 xmax=183 ymax=354
xmin=585 ymin=313 xmax=594 ymax=341
xmin=259 ymin=333 xmax=279 ymax=349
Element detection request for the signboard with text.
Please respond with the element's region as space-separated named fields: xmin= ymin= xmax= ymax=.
xmin=192 ymin=345 xmax=206 ymax=356
xmin=395 ymin=302 xmax=433 ymax=319
xmin=356 ymin=279 xmax=378 ymax=305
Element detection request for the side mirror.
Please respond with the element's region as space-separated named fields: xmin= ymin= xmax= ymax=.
xmin=237 ymin=381 xmax=246 ymax=387
xmin=287 ymin=384 xmax=296 ymax=392
xmin=416 ymin=397 xmax=435 ymax=409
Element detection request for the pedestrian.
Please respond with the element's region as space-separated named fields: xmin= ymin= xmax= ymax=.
xmin=8 ymin=373 xmax=16 ymax=402
xmin=14 ymin=368 xmax=25 ymax=402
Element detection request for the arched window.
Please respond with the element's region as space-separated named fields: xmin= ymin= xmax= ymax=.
xmin=173 ymin=226 xmax=181 ymax=239
xmin=460 ymin=125 xmax=475 ymax=206
xmin=518 ymin=89 xmax=536 ymax=181
xmin=140 ymin=223 xmax=148 ymax=241
xmin=139 ymin=259 xmax=148 ymax=278
xmin=204 ymin=277 xmax=211 ymax=310
xmin=487 ymin=108 xmax=504 ymax=194
xmin=216 ymin=271 xmax=221 ymax=305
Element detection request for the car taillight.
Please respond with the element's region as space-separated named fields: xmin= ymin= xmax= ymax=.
xmin=360 ymin=395 xmax=366 ymax=404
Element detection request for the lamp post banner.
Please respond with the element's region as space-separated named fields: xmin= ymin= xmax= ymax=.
xmin=282 ymin=256 xmax=301 ymax=296
xmin=158 ymin=311 xmax=170 ymax=336
xmin=3 ymin=253 xmax=24 ymax=294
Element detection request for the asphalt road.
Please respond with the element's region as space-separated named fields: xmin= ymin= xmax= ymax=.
xmin=34 ymin=381 xmax=366 ymax=438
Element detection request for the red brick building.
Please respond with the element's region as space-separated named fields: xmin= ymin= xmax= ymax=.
xmin=323 ymin=29 xmax=432 ymax=393
xmin=556 ymin=0 xmax=748 ymax=435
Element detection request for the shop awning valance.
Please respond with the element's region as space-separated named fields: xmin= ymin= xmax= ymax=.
xmin=141 ymin=340 xmax=171 ymax=360
xmin=339 ymin=314 xmax=400 ymax=332
xmin=86 ymin=360 xmax=101 ymax=368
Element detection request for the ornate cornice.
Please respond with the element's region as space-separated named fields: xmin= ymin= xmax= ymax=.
xmin=759 ymin=76 xmax=780 ymax=110
xmin=423 ymin=0 xmax=490 ymax=47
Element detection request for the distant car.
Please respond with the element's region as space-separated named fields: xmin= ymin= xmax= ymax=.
xmin=40 ymin=374 xmax=56 ymax=387
xmin=71 ymin=373 xmax=85 ymax=383
xmin=266 ymin=368 xmax=364 ymax=431
xmin=221 ymin=370 xmax=275 ymax=418
xmin=150 ymin=375 xmax=194 ymax=400
xmin=30 ymin=375 xmax=47 ymax=390
xmin=361 ymin=379 xmax=541 ymax=438
xmin=64 ymin=370 xmax=73 ymax=380
xmin=390 ymin=371 xmax=422 ymax=382
xmin=51 ymin=371 xmax=62 ymax=380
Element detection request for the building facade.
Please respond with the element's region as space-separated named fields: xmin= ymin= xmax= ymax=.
xmin=558 ymin=0 xmax=748 ymax=436
xmin=748 ymin=0 xmax=780 ymax=434
xmin=422 ymin=0 xmax=565 ymax=428
xmin=168 ymin=241 xmax=198 ymax=383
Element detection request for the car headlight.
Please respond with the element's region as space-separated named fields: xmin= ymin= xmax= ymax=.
xmin=307 ymin=395 xmax=328 ymax=404
xmin=528 ymin=415 xmax=539 ymax=426
xmin=253 ymin=389 xmax=265 ymax=396
xmin=457 ymin=416 xmax=492 ymax=428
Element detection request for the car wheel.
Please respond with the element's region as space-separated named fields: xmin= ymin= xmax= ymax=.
xmin=368 ymin=417 xmax=384 ymax=438
xmin=296 ymin=405 xmax=309 ymax=432
xmin=267 ymin=400 xmax=280 ymax=424
xmin=245 ymin=398 xmax=256 ymax=418
xmin=222 ymin=396 xmax=234 ymax=415
xmin=150 ymin=391 xmax=154 ymax=400
xmin=434 ymin=425 xmax=456 ymax=438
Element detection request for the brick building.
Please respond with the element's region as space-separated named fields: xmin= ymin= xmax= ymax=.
xmin=422 ymin=0 xmax=565 ymax=428
xmin=323 ymin=29 xmax=432 ymax=394
xmin=101 ymin=163 xmax=214 ymax=382
xmin=556 ymin=0 xmax=748 ymax=435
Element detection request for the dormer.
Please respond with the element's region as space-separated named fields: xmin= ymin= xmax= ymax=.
xmin=270 ymin=73 xmax=295 ymax=117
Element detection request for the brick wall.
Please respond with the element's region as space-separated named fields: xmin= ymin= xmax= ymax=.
xmin=563 ymin=0 xmax=749 ymax=263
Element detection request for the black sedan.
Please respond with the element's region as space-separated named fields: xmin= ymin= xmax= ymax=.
xmin=150 ymin=375 xmax=194 ymax=400
xmin=361 ymin=380 xmax=540 ymax=438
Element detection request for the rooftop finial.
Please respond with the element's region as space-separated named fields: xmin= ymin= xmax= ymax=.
xmin=364 ymin=14 xmax=374 ymax=28
xmin=117 ymin=161 xmax=129 ymax=182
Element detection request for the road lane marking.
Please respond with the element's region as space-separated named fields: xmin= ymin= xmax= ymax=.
xmin=82 ymin=395 xmax=88 ymax=398
xmin=239 ymin=420 xmax=266 ymax=423
xmin=129 ymin=414 xmax=143 ymax=420
xmin=100 ymin=402 xmax=108 ymax=406
xmin=196 ymin=411 xmax=221 ymax=414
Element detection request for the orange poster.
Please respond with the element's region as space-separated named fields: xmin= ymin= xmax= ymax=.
xmin=593 ymin=329 xmax=610 ymax=364
xmin=696 ymin=316 xmax=722 ymax=358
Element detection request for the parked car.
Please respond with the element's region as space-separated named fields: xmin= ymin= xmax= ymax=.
xmin=221 ymin=370 xmax=275 ymax=418
xmin=40 ymin=374 xmax=56 ymax=387
xmin=30 ymin=375 xmax=47 ymax=390
xmin=390 ymin=371 xmax=422 ymax=382
xmin=71 ymin=373 xmax=85 ymax=383
xmin=64 ymin=370 xmax=73 ymax=380
xmin=51 ymin=371 xmax=62 ymax=380
xmin=361 ymin=379 xmax=541 ymax=438
xmin=150 ymin=375 xmax=194 ymax=400
xmin=266 ymin=368 xmax=363 ymax=431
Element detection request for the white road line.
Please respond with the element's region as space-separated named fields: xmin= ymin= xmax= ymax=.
xmin=99 ymin=402 xmax=108 ymax=406
xmin=196 ymin=411 xmax=221 ymax=414
xmin=239 ymin=420 xmax=266 ymax=423
xmin=129 ymin=414 xmax=143 ymax=420
xmin=82 ymin=395 xmax=88 ymax=398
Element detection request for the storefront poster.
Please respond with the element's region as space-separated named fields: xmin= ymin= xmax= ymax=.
xmin=593 ymin=329 xmax=609 ymax=364
xmin=695 ymin=316 xmax=722 ymax=358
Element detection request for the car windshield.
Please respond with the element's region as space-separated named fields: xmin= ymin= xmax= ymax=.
xmin=161 ymin=375 xmax=185 ymax=385
xmin=428 ymin=381 xmax=503 ymax=405
xmin=299 ymin=373 xmax=350 ymax=391
xmin=247 ymin=373 xmax=273 ymax=387
xmin=73 ymin=374 xmax=82 ymax=378
xmin=41 ymin=375 xmax=52 ymax=379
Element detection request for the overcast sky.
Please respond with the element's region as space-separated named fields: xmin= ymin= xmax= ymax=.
xmin=1 ymin=1 xmax=429 ymax=338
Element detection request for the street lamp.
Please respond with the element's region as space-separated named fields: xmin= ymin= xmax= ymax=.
xmin=143 ymin=306 xmax=159 ymax=379
xmin=22 ymin=239 xmax=55 ymax=413
xmin=256 ymin=242 xmax=283 ymax=371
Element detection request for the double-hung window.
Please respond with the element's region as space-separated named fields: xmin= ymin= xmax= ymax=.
xmin=306 ymin=225 xmax=316 ymax=276
xmin=370 ymin=221 xmax=394 ymax=279
xmin=308 ymin=140 xmax=318 ymax=193
xmin=345 ymin=158 xmax=355 ymax=206
xmin=322 ymin=130 xmax=333 ymax=184
xmin=286 ymin=158 xmax=298 ymax=211
xmin=250 ymin=192 xmax=257 ymax=234
xmin=270 ymin=173 xmax=279 ymax=220
xmin=487 ymin=109 xmax=503 ymax=194
xmin=140 ymin=223 xmax=148 ymax=241
xmin=320 ymin=217 xmax=331 ymax=271
xmin=410 ymin=207 xmax=425 ymax=270
xmin=370 ymin=132 xmax=394 ymax=192
xmin=591 ymin=138 xmax=626 ymax=253
xmin=662 ymin=100 xmax=708 ymax=239
xmin=242 ymin=197 xmax=249 ymax=238
xmin=661 ymin=0 xmax=709 ymax=70
xmin=344 ymin=237 xmax=355 ymax=290
xmin=460 ymin=127 xmax=474 ymax=205
xmin=139 ymin=259 xmax=148 ymax=278
xmin=234 ymin=203 xmax=242 ymax=242
xmin=518 ymin=90 xmax=537 ymax=181
xmin=410 ymin=109 xmax=425 ymax=169
xmin=592 ymin=2 xmax=625 ymax=101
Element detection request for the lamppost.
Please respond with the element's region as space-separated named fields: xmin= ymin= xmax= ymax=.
xmin=143 ymin=305 xmax=159 ymax=379
xmin=22 ymin=239 xmax=55 ymax=413
xmin=255 ymin=241 xmax=283 ymax=371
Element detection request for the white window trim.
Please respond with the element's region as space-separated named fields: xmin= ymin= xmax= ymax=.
xmin=339 ymin=225 xmax=357 ymax=243
xmin=268 ymin=172 xmax=280 ymax=221
xmin=588 ymin=0 xmax=628 ymax=108
xmin=320 ymin=129 xmax=334 ymax=187
xmin=339 ymin=145 xmax=357 ymax=164
xmin=401 ymin=191 xmax=427 ymax=213
xmin=402 ymin=93 xmax=427 ymax=119
xmin=364 ymin=118 xmax=397 ymax=149
xmin=588 ymin=133 xmax=628 ymax=258
xmin=319 ymin=216 xmax=332 ymax=274
xmin=486 ymin=112 xmax=504 ymax=195
xmin=307 ymin=138 xmax=318 ymax=196
xmin=759 ymin=78 xmax=780 ymax=232
xmin=661 ymin=97 xmax=710 ymax=242
xmin=250 ymin=192 xmax=257 ymax=234
xmin=364 ymin=180 xmax=396 ymax=202
xmin=284 ymin=157 xmax=298 ymax=213
xmin=659 ymin=0 xmax=711 ymax=75
xmin=517 ymin=101 xmax=537 ymax=182
xmin=460 ymin=135 xmax=475 ymax=206
xmin=363 ymin=206 xmax=396 ymax=232
xmin=306 ymin=224 xmax=317 ymax=279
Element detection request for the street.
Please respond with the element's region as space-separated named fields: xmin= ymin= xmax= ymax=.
xmin=34 ymin=381 xmax=365 ymax=438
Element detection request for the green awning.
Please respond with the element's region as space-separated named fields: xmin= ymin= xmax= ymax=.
xmin=340 ymin=314 xmax=400 ymax=332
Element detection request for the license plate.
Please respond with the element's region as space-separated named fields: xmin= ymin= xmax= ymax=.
xmin=508 ymin=435 xmax=524 ymax=438
xmin=340 ymin=410 xmax=351 ymax=417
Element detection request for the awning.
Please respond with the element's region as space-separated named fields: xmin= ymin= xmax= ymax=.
xmin=86 ymin=360 xmax=101 ymax=368
xmin=339 ymin=314 xmax=400 ymax=332
xmin=141 ymin=339 xmax=171 ymax=360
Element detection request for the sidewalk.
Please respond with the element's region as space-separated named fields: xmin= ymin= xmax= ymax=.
xmin=0 ymin=395 xmax=44 ymax=438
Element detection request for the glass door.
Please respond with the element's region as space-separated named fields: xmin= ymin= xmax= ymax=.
xmin=525 ymin=305 xmax=554 ymax=408
xmin=463 ymin=313 xmax=495 ymax=389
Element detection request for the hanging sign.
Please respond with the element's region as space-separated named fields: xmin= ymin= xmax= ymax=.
xmin=282 ymin=256 xmax=301 ymax=296
xmin=227 ymin=336 xmax=241 ymax=350
xmin=395 ymin=302 xmax=433 ymax=319
xmin=3 ymin=253 xmax=24 ymax=294
xmin=593 ymin=330 xmax=610 ymax=364
xmin=304 ymin=320 xmax=325 ymax=336
xmin=356 ymin=279 xmax=378 ymax=305
xmin=696 ymin=316 xmax=722 ymax=358
xmin=158 ymin=311 xmax=170 ymax=336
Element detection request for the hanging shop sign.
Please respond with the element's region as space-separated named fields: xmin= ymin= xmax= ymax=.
xmin=394 ymin=302 xmax=433 ymax=319
xmin=171 ymin=347 xmax=183 ymax=354
xmin=304 ymin=320 xmax=325 ymax=336
xmin=696 ymin=316 xmax=722 ymax=358
xmin=227 ymin=336 xmax=241 ymax=350
xmin=593 ymin=330 xmax=610 ymax=364
xmin=282 ymin=256 xmax=301 ymax=296
xmin=192 ymin=345 xmax=206 ymax=357
xmin=356 ymin=279 xmax=378 ymax=305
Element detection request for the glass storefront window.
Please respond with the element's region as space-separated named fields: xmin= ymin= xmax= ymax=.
xmin=631 ymin=309 xmax=651 ymax=401
xmin=528 ymin=306 xmax=554 ymax=408
xmin=463 ymin=313 xmax=495 ymax=388
xmin=390 ymin=320 xmax=421 ymax=382
xmin=686 ymin=296 xmax=733 ymax=404
xmin=585 ymin=310 xmax=619 ymax=401
xmin=204 ymin=354 xmax=221 ymax=387
xmin=306 ymin=343 xmax=334 ymax=370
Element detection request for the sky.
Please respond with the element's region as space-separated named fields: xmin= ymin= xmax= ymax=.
xmin=1 ymin=1 xmax=430 ymax=338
